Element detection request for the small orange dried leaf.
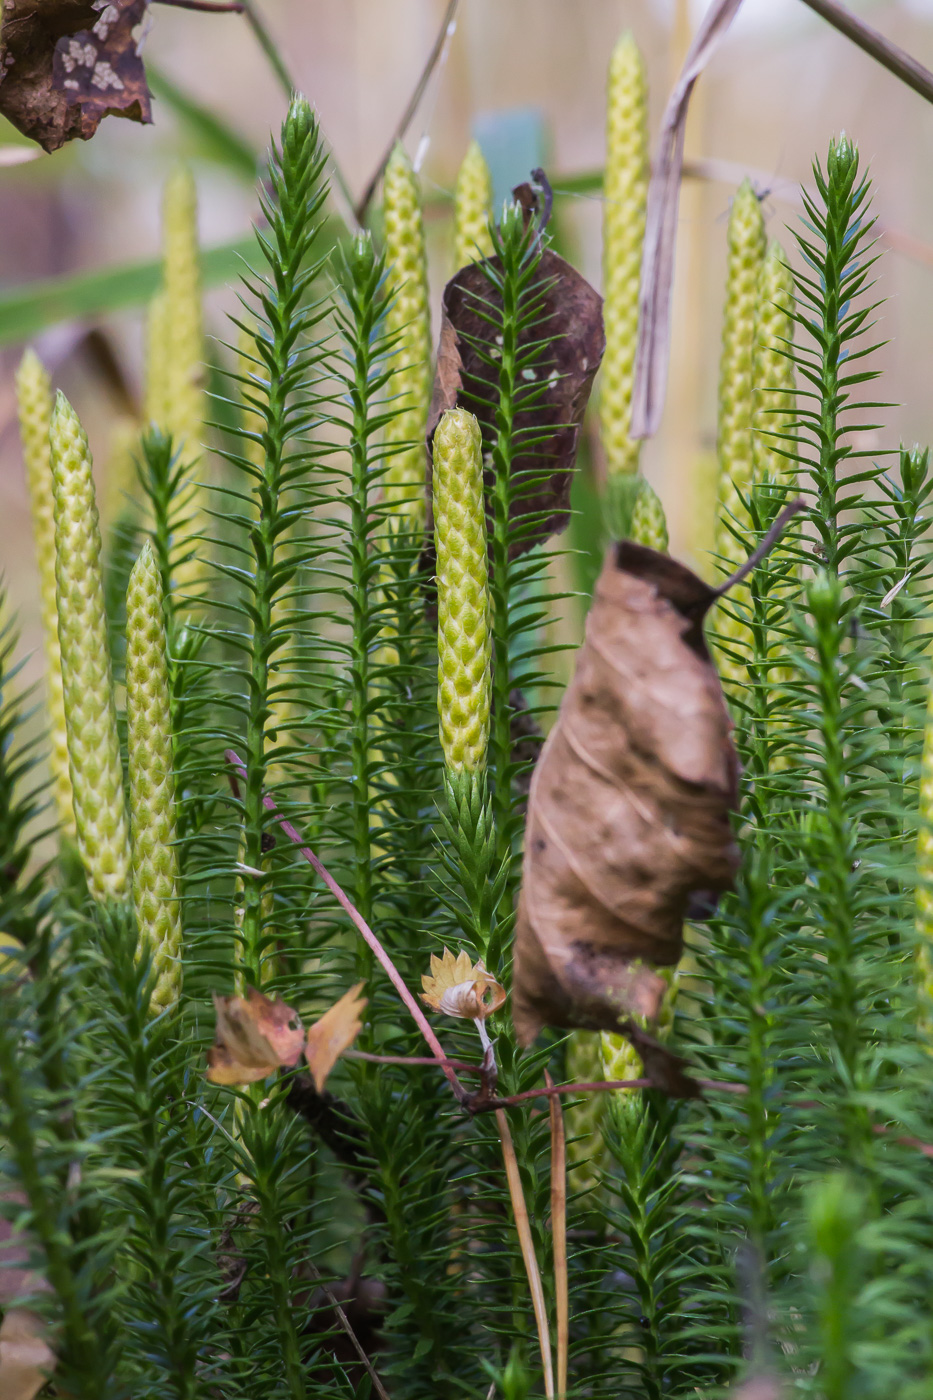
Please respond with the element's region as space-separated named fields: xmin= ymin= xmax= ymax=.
xmin=304 ymin=983 xmax=368 ymax=1092
xmin=206 ymin=989 xmax=305 ymax=1086
xmin=421 ymin=948 xmax=506 ymax=1020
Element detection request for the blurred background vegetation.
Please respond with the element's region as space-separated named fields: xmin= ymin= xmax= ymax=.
xmin=4 ymin=0 xmax=933 ymax=695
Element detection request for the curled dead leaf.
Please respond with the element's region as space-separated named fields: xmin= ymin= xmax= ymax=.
xmin=0 ymin=1310 xmax=55 ymax=1400
xmin=421 ymin=948 xmax=506 ymax=1021
xmin=513 ymin=540 xmax=740 ymax=1046
xmin=0 ymin=0 xmax=152 ymax=154
xmin=304 ymin=983 xmax=367 ymax=1093
xmin=425 ymin=177 xmax=604 ymax=560
xmin=206 ymin=989 xmax=305 ymax=1086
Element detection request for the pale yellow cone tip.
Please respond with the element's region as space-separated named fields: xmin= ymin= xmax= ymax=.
xmin=434 ymin=407 xmax=481 ymax=456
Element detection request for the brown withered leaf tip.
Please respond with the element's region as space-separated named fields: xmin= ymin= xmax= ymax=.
xmin=425 ymin=194 xmax=604 ymax=561
xmin=512 ymin=539 xmax=740 ymax=1050
xmin=206 ymin=988 xmax=305 ymax=1087
xmin=0 ymin=0 xmax=152 ymax=153
xmin=304 ymin=983 xmax=367 ymax=1093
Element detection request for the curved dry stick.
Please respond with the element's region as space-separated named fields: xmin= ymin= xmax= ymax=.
xmin=355 ymin=0 xmax=460 ymax=222
xmin=223 ymin=750 xmax=468 ymax=1103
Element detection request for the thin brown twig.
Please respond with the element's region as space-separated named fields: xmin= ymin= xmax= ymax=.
xmin=224 ymin=750 xmax=469 ymax=1103
xmin=354 ymin=0 xmax=460 ymax=223
xmin=496 ymin=1108 xmax=555 ymax=1400
xmin=343 ymin=1049 xmax=481 ymax=1074
xmin=303 ymin=1259 xmax=392 ymax=1400
xmin=546 ymin=1072 xmax=568 ymax=1400
xmin=799 ymin=0 xmax=933 ymax=107
xmin=154 ymin=0 xmax=243 ymax=9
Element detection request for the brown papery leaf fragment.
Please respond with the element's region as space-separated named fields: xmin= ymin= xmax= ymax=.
xmin=206 ymin=989 xmax=305 ymax=1086
xmin=513 ymin=540 xmax=741 ymax=1047
xmin=425 ymin=180 xmax=604 ymax=560
xmin=0 ymin=0 xmax=152 ymax=154
xmin=304 ymin=983 xmax=367 ymax=1093
xmin=0 ymin=1310 xmax=55 ymax=1400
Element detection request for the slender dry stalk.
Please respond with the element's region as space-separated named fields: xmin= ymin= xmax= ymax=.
xmin=546 ymin=1071 xmax=568 ymax=1400
xmin=495 ymin=1107 xmax=554 ymax=1398
xmin=224 ymin=749 xmax=468 ymax=1102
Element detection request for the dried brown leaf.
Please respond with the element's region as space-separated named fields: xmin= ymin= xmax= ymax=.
xmin=206 ymin=989 xmax=305 ymax=1086
xmin=421 ymin=948 xmax=506 ymax=1020
xmin=0 ymin=0 xmax=152 ymax=154
xmin=0 ymin=1310 xmax=55 ymax=1400
xmin=304 ymin=983 xmax=367 ymax=1093
xmin=513 ymin=540 xmax=740 ymax=1046
xmin=426 ymin=199 xmax=604 ymax=559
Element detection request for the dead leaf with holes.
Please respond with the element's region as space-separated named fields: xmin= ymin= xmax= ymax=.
xmin=425 ymin=175 xmax=604 ymax=560
xmin=206 ymin=989 xmax=305 ymax=1086
xmin=0 ymin=0 xmax=152 ymax=154
xmin=513 ymin=540 xmax=742 ymax=1048
xmin=304 ymin=984 xmax=367 ymax=1092
xmin=421 ymin=948 xmax=506 ymax=1021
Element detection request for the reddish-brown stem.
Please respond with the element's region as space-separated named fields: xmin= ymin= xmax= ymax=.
xmin=154 ymin=0 xmax=244 ymax=10
xmin=224 ymin=750 xmax=469 ymax=1103
xmin=344 ymin=1049 xmax=481 ymax=1074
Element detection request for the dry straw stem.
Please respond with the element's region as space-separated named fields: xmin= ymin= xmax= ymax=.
xmin=599 ymin=30 xmax=648 ymax=478
xmin=546 ymin=1071 xmax=568 ymax=1400
xmin=495 ymin=1106 xmax=555 ymax=1400
xmin=382 ymin=143 xmax=432 ymax=531
xmin=15 ymin=349 xmax=74 ymax=836
xmin=126 ymin=542 xmax=182 ymax=1012
xmin=631 ymin=0 xmax=933 ymax=442
xmin=50 ymin=392 xmax=130 ymax=902
xmin=453 ymin=139 xmax=493 ymax=269
xmin=433 ymin=407 xmax=491 ymax=772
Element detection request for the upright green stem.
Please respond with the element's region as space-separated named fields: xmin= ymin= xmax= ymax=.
xmin=237 ymin=97 xmax=328 ymax=986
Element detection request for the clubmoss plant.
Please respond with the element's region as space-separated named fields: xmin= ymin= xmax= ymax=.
xmin=15 ymin=348 xmax=74 ymax=835
xmin=716 ymin=179 xmax=767 ymax=552
xmin=433 ymin=406 xmax=498 ymax=954
xmin=714 ymin=179 xmax=767 ymax=684
xmin=454 ymin=138 xmax=494 ymax=268
xmin=751 ymin=240 xmax=796 ymax=487
xmin=50 ymin=391 xmax=130 ymax=903
xmin=599 ymin=31 xmax=648 ymax=490
xmin=382 ymin=142 xmax=432 ymax=530
xmin=628 ymin=476 xmax=669 ymax=551
xmin=126 ymin=542 xmax=182 ymax=1011
xmin=161 ymin=167 xmax=204 ymax=467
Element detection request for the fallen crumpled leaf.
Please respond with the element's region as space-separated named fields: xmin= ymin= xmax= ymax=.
xmin=513 ymin=539 xmax=741 ymax=1047
xmin=421 ymin=948 xmax=506 ymax=1021
xmin=425 ymin=174 xmax=604 ymax=561
xmin=0 ymin=0 xmax=152 ymax=154
xmin=0 ymin=1309 xmax=55 ymax=1400
xmin=206 ymin=989 xmax=305 ymax=1086
xmin=304 ymin=983 xmax=367 ymax=1092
